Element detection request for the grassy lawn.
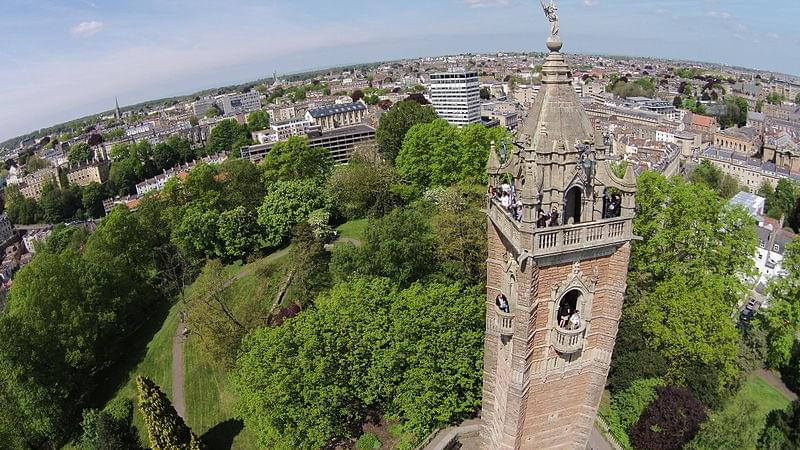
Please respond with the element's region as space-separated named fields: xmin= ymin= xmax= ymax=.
xmin=337 ymin=219 xmax=369 ymax=242
xmin=738 ymin=374 xmax=793 ymax=417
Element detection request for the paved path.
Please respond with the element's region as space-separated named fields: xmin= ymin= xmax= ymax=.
xmin=586 ymin=424 xmax=614 ymax=450
xmin=757 ymin=369 xmax=798 ymax=401
xmin=172 ymin=322 xmax=187 ymax=420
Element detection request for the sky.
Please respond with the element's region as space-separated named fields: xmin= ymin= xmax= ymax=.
xmin=1 ymin=0 xmax=798 ymax=142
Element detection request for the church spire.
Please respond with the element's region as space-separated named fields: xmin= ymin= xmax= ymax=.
xmin=115 ymin=97 xmax=121 ymax=121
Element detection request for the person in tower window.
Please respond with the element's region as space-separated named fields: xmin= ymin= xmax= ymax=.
xmin=537 ymin=208 xmax=548 ymax=228
xmin=559 ymin=309 xmax=570 ymax=329
xmin=515 ymin=199 xmax=523 ymax=221
xmin=495 ymin=293 xmax=510 ymax=313
xmin=548 ymin=206 xmax=560 ymax=227
xmin=569 ymin=310 xmax=581 ymax=330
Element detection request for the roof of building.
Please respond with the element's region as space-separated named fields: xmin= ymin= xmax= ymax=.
xmin=306 ymin=102 xmax=366 ymax=119
xmin=729 ymin=191 xmax=765 ymax=219
xmin=702 ymin=147 xmax=800 ymax=181
xmin=719 ymin=126 xmax=761 ymax=141
xmin=691 ymin=114 xmax=717 ymax=128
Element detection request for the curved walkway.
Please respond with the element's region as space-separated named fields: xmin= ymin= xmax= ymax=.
xmin=172 ymin=323 xmax=187 ymax=419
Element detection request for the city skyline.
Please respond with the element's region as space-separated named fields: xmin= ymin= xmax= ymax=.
xmin=1 ymin=0 xmax=798 ymax=142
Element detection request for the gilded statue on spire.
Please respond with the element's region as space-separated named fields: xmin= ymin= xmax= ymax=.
xmin=540 ymin=0 xmax=559 ymax=37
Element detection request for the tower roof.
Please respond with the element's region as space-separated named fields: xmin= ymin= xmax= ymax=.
xmin=517 ymin=41 xmax=595 ymax=160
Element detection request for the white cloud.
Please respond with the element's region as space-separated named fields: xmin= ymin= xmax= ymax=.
xmin=765 ymin=32 xmax=779 ymax=40
xmin=706 ymin=10 xmax=731 ymax=20
xmin=584 ymin=0 xmax=598 ymax=6
xmin=461 ymin=0 xmax=510 ymax=8
xmin=70 ymin=20 xmax=104 ymax=37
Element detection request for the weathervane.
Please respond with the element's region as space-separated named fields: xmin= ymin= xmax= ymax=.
xmin=540 ymin=0 xmax=559 ymax=37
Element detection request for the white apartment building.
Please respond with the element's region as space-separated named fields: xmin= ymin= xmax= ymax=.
xmin=221 ymin=91 xmax=262 ymax=116
xmin=430 ymin=69 xmax=481 ymax=126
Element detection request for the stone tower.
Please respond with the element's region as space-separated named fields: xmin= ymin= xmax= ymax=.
xmin=480 ymin=12 xmax=637 ymax=450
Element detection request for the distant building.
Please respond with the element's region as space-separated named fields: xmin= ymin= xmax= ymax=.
xmin=729 ymin=192 xmax=795 ymax=291
xmin=713 ymin=126 xmax=762 ymax=156
xmin=135 ymin=153 xmax=227 ymax=197
xmin=192 ymin=97 xmax=216 ymax=117
xmin=22 ymin=227 xmax=51 ymax=254
xmin=304 ymin=102 xmax=367 ymax=131
xmin=18 ymin=167 xmax=59 ymax=200
xmin=241 ymin=124 xmax=376 ymax=165
xmin=701 ymin=147 xmax=800 ymax=190
xmin=430 ymin=69 xmax=481 ymax=126
xmin=0 ymin=215 xmax=15 ymax=246
xmin=624 ymin=97 xmax=679 ymax=121
xmin=221 ymin=91 xmax=261 ymax=116
xmin=65 ymin=159 xmax=111 ymax=187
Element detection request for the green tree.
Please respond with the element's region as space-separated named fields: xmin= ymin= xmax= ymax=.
xmin=136 ymin=376 xmax=203 ymax=450
xmin=185 ymin=260 xmax=251 ymax=369
xmin=24 ymin=156 xmax=50 ymax=174
xmin=153 ymin=141 xmax=180 ymax=171
xmin=758 ymin=401 xmax=800 ymax=449
xmin=672 ymin=96 xmax=682 ymax=108
xmin=376 ymin=100 xmax=438 ymax=162
xmin=172 ymin=206 xmax=221 ymax=261
xmin=234 ymin=277 xmax=484 ymax=448
xmin=330 ymin=207 xmax=436 ymax=287
xmin=612 ymin=378 xmax=664 ymax=430
xmin=765 ymin=178 xmax=796 ymax=220
xmin=480 ymin=87 xmax=490 ymax=100
xmin=396 ymin=120 xmax=506 ymax=188
xmin=82 ymin=182 xmax=106 ymax=218
xmin=766 ymin=92 xmax=785 ymax=105
xmin=257 ymin=179 xmax=328 ymax=247
xmin=259 ymin=136 xmax=331 ymax=183
xmin=217 ymin=206 xmax=262 ymax=260
xmin=432 ymin=184 xmax=486 ymax=286
xmin=204 ymin=104 xmax=221 ymax=118
xmin=246 ymin=110 xmax=270 ymax=132
xmin=68 ymin=142 xmax=93 ymax=164
xmin=79 ymin=398 xmax=141 ymax=450
xmin=760 ymin=239 xmax=800 ymax=367
xmin=326 ymin=146 xmax=401 ymax=220
xmin=687 ymin=397 xmax=762 ymax=450
xmin=218 ymin=158 xmax=266 ymax=211
xmin=206 ymin=119 xmax=252 ymax=155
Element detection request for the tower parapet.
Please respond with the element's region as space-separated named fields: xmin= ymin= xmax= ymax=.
xmin=481 ymin=3 xmax=636 ymax=448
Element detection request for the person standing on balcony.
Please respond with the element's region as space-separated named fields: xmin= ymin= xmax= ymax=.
xmin=537 ymin=208 xmax=548 ymax=228
xmin=548 ymin=206 xmax=560 ymax=226
xmin=501 ymin=192 xmax=512 ymax=211
xmin=569 ymin=310 xmax=581 ymax=330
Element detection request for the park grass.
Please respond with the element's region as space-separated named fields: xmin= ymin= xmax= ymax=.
xmin=337 ymin=219 xmax=369 ymax=242
xmin=736 ymin=374 xmax=793 ymax=418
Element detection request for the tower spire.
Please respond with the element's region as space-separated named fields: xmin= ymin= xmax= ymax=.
xmin=115 ymin=97 xmax=121 ymax=121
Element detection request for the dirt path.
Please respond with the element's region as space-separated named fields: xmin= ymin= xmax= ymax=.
xmin=172 ymin=323 xmax=187 ymax=420
xmin=757 ymin=369 xmax=798 ymax=401
xmin=170 ymin=248 xmax=291 ymax=422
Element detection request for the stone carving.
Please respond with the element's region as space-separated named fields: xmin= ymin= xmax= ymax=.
xmin=540 ymin=0 xmax=559 ymax=37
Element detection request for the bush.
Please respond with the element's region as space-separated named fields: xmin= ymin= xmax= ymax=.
xmin=613 ymin=378 xmax=664 ymax=430
xmin=629 ymin=387 xmax=707 ymax=450
xmin=355 ymin=432 xmax=381 ymax=449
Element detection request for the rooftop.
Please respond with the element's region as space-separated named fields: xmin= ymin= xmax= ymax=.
xmin=306 ymin=102 xmax=366 ymax=119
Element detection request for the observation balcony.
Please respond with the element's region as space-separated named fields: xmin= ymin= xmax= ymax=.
xmin=488 ymin=309 xmax=515 ymax=337
xmin=552 ymin=324 xmax=586 ymax=354
xmin=487 ymin=199 xmax=632 ymax=259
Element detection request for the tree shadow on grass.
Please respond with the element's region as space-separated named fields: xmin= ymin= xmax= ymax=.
xmin=89 ymin=299 xmax=177 ymax=406
xmin=201 ymin=418 xmax=244 ymax=449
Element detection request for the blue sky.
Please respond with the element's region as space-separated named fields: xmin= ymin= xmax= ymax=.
xmin=0 ymin=0 xmax=797 ymax=142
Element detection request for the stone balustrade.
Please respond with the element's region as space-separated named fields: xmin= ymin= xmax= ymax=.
xmin=487 ymin=199 xmax=631 ymax=258
xmin=552 ymin=324 xmax=586 ymax=354
xmin=488 ymin=308 xmax=515 ymax=337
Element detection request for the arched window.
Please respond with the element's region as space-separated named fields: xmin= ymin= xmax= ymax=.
xmin=564 ymin=186 xmax=582 ymax=225
xmin=556 ymin=289 xmax=582 ymax=330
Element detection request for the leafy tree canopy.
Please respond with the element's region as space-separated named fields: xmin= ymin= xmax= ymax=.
xmin=259 ymin=136 xmax=331 ymax=184
xmin=375 ymin=100 xmax=438 ymax=163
